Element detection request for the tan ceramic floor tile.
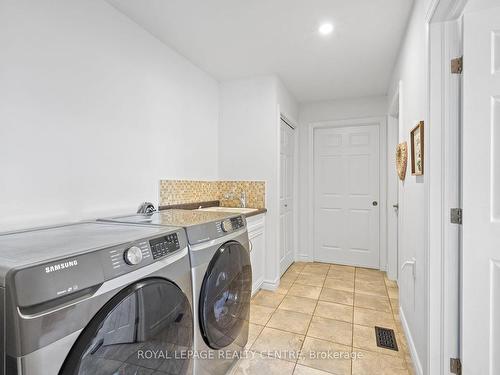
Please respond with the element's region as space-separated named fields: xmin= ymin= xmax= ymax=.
xmin=387 ymin=287 xmax=399 ymax=299
xmin=246 ymin=323 xmax=265 ymax=349
xmin=279 ymin=295 xmax=318 ymax=315
xmin=307 ymin=316 xmax=353 ymax=346
xmin=231 ymin=353 xmax=296 ymax=375
xmin=301 ymin=263 xmax=330 ymax=276
xmin=251 ymin=327 xmax=305 ymax=362
xmin=312 ymin=262 xmax=332 ymax=269
xmin=315 ymin=300 xmax=354 ymax=323
xmin=323 ymin=277 xmax=355 ymax=292
xmin=396 ymin=332 xmax=410 ymax=355
xmin=326 ymin=269 xmax=355 ymax=282
xmin=252 ymin=290 xmax=286 ymax=308
xmin=319 ymin=287 xmax=354 ymax=305
xmin=355 ymin=276 xmax=386 ymax=287
xmin=293 ymin=364 xmax=332 ymax=375
xmin=298 ymin=337 xmax=352 ymax=375
xmin=356 ymin=267 xmax=386 ymax=278
xmin=353 ymin=307 xmax=396 ymax=330
xmin=405 ymin=355 xmax=416 ymax=375
xmin=355 ymin=274 xmax=386 ymax=284
xmin=288 ymin=262 xmax=309 ymax=271
xmin=286 ymin=264 xmax=302 ymax=272
xmin=267 ymin=309 xmax=312 ymax=335
xmin=281 ymin=273 xmax=299 ymax=284
xmin=393 ymin=312 xmax=401 ymax=325
xmin=354 ymin=292 xmax=392 ymax=313
xmin=384 ymin=277 xmax=398 ymax=289
xmin=352 ymin=349 xmax=408 ymax=375
xmin=276 ymin=280 xmax=293 ymax=295
xmin=329 ymin=264 xmax=356 ymax=274
xmin=284 ymin=268 xmax=302 ymax=278
xmin=295 ymin=273 xmax=327 ymax=287
xmin=355 ymin=279 xmax=387 ymax=297
xmin=390 ymin=298 xmax=400 ymax=312
xmin=352 ymin=324 xmax=400 ymax=357
xmin=288 ymin=283 xmax=322 ymax=300
xmin=250 ymin=304 xmax=275 ymax=326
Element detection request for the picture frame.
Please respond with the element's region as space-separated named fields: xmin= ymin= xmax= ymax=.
xmin=396 ymin=142 xmax=408 ymax=181
xmin=410 ymin=121 xmax=424 ymax=176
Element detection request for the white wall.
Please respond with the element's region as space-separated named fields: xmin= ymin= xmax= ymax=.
xmin=218 ymin=76 xmax=298 ymax=286
xmin=0 ymin=0 xmax=220 ymax=231
xmin=386 ymin=0 xmax=427 ymax=373
xmin=297 ymin=96 xmax=388 ymax=261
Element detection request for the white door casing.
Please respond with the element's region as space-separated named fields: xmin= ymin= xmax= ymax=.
xmin=462 ymin=5 xmax=500 ymax=374
xmin=387 ymin=83 xmax=402 ymax=281
xmin=279 ymin=119 xmax=294 ymax=275
xmin=313 ymin=124 xmax=380 ymax=268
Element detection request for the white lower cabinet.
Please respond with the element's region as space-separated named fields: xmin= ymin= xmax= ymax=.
xmin=246 ymin=213 xmax=265 ymax=295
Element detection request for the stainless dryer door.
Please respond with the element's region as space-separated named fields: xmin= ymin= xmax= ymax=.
xmin=199 ymin=241 xmax=252 ymax=350
xmin=59 ymin=278 xmax=193 ymax=375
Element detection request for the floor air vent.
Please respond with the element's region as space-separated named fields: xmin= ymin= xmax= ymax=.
xmin=375 ymin=326 xmax=398 ymax=351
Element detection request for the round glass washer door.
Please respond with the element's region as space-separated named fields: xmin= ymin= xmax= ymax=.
xmin=199 ymin=240 xmax=252 ymax=350
xmin=60 ymin=278 xmax=193 ymax=375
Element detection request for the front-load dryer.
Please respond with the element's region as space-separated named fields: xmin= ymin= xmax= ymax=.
xmin=100 ymin=210 xmax=252 ymax=375
xmin=0 ymin=221 xmax=193 ymax=375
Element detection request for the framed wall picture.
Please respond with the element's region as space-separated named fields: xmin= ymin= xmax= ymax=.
xmin=410 ymin=121 xmax=424 ymax=175
xmin=396 ymin=142 xmax=408 ymax=181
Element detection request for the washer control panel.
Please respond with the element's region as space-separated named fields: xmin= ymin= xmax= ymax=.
xmin=218 ymin=216 xmax=245 ymax=234
xmin=103 ymin=230 xmax=186 ymax=279
xmin=123 ymin=246 xmax=143 ymax=265
xmin=149 ymin=233 xmax=180 ymax=260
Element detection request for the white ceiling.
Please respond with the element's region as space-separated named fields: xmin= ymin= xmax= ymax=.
xmin=107 ymin=0 xmax=413 ymax=102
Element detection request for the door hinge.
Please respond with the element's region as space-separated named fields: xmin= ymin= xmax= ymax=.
xmin=450 ymin=358 xmax=462 ymax=375
xmin=451 ymin=208 xmax=463 ymax=224
xmin=451 ymin=56 xmax=463 ymax=74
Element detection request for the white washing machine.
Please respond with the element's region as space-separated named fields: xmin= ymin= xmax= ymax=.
xmin=100 ymin=210 xmax=252 ymax=375
xmin=0 ymin=221 xmax=193 ymax=375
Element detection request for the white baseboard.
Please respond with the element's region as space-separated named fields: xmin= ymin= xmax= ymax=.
xmin=261 ymin=277 xmax=280 ymax=291
xmin=399 ymin=306 xmax=424 ymax=375
xmin=295 ymin=254 xmax=313 ymax=262
xmin=251 ymin=277 xmax=264 ymax=296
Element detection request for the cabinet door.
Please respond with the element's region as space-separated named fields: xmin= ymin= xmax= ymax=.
xmin=249 ymin=229 xmax=265 ymax=294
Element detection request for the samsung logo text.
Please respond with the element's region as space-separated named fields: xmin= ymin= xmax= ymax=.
xmin=45 ymin=260 xmax=78 ymax=274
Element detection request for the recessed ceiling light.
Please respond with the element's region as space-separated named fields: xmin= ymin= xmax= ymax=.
xmin=318 ymin=23 xmax=334 ymax=36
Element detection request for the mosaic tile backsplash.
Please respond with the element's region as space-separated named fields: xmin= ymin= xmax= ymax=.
xmin=159 ymin=180 xmax=266 ymax=209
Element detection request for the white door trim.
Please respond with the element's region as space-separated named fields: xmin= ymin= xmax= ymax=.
xmin=387 ymin=81 xmax=403 ymax=281
xmin=427 ymin=0 xmax=468 ymax=374
xmin=307 ymin=116 xmax=387 ymax=269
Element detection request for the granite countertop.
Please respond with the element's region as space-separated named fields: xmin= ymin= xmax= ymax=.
xmin=159 ymin=201 xmax=267 ymax=218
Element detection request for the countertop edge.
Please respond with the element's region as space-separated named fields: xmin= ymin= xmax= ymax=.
xmin=244 ymin=208 xmax=267 ymax=218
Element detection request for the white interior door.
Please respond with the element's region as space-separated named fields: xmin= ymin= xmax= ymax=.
xmin=462 ymin=5 xmax=500 ymax=373
xmin=280 ymin=119 xmax=295 ymax=274
xmin=314 ymin=124 xmax=380 ymax=268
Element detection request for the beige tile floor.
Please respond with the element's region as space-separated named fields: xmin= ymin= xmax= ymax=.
xmin=231 ymin=262 xmax=415 ymax=375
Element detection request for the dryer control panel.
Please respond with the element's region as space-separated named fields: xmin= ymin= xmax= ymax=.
xmin=149 ymin=233 xmax=180 ymax=260
xmin=187 ymin=215 xmax=247 ymax=244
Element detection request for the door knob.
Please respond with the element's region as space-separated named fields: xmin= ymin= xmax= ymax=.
xmin=372 ymin=201 xmax=378 ymax=206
